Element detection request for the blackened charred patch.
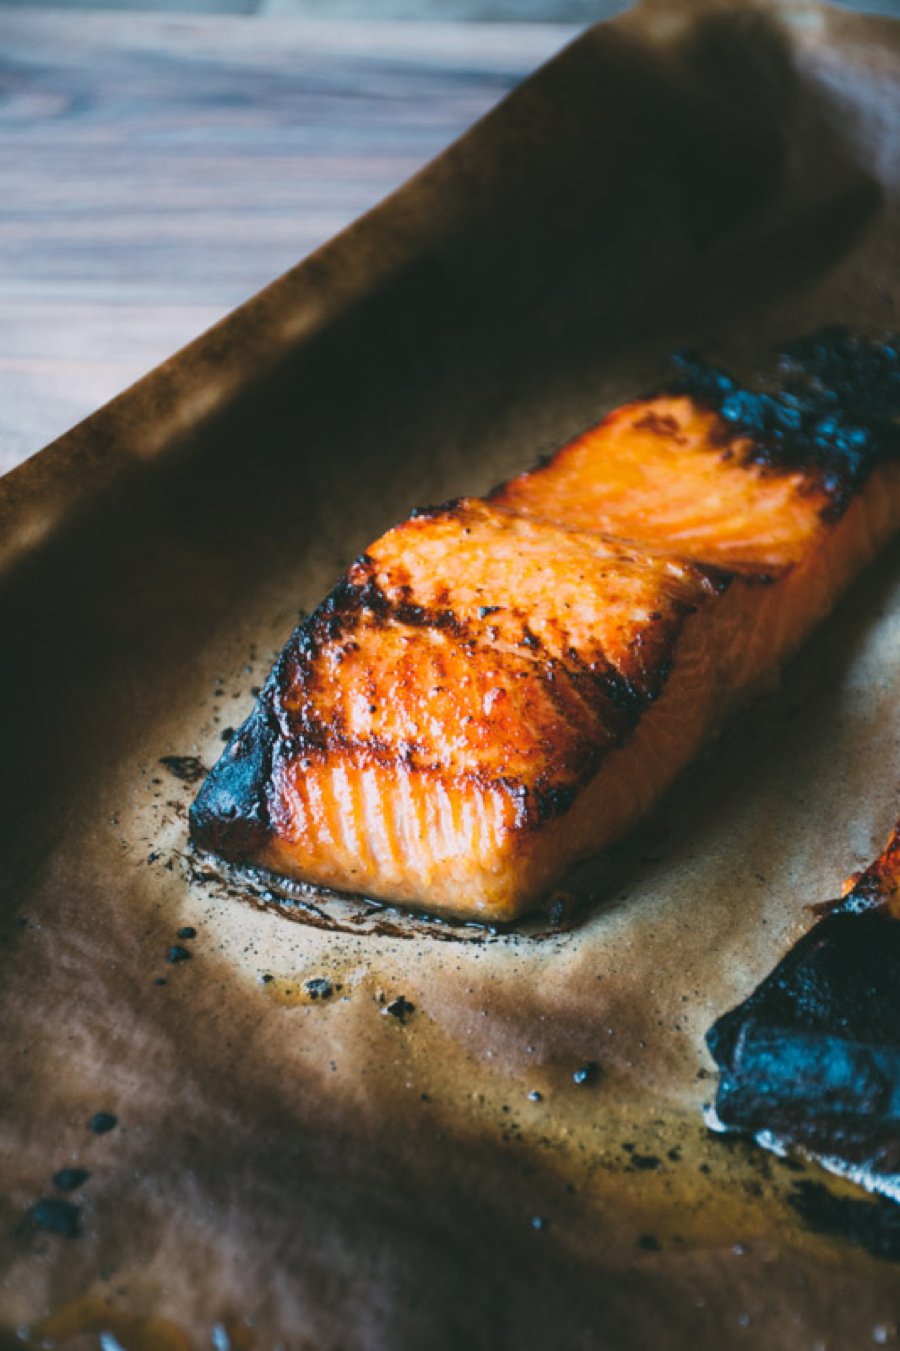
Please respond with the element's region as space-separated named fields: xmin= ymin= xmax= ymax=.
xmin=277 ymin=582 xmax=371 ymax=689
xmin=789 ymin=1180 xmax=900 ymax=1263
xmin=357 ymin=577 xmax=391 ymax=617
xmin=314 ymin=565 xmax=469 ymax=645
xmin=632 ymin=410 xmax=687 ymax=444
xmin=159 ymin=754 xmax=206 ymax=784
xmin=189 ymin=701 xmax=278 ymax=863
xmin=707 ymin=906 xmax=900 ymax=1197
xmin=408 ymin=497 xmax=464 ymax=521
xmin=670 ymin=329 xmax=900 ymax=516
xmin=533 ymin=782 xmax=576 ymax=823
xmin=391 ymin=600 xmax=464 ymax=635
xmin=595 ymin=664 xmax=644 ymax=724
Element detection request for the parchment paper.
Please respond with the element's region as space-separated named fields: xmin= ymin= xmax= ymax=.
xmin=3 ymin=2 xmax=900 ymax=1346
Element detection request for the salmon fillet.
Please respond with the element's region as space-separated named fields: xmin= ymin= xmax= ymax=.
xmin=707 ymin=821 xmax=900 ymax=1206
xmin=190 ymin=331 xmax=900 ymax=924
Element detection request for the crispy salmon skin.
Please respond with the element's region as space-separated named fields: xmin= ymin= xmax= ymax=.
xmin=191 ymin=332 xmax=900 ymax=924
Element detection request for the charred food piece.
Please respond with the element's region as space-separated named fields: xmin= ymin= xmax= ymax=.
xmin=191 ymin=331 xmax=900 ymax=924
xmin=707 ymin=823 xmax=900 ymax=1201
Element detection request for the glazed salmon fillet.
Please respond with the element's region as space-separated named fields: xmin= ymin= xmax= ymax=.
xmin=191 ymin=332 xmax=900 ymax=923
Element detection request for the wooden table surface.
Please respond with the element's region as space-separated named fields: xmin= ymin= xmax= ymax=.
xmin=0 ymin=8 xmax=575 ymax=474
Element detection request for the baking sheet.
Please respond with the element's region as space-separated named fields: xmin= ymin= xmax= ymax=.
xmin=4 ymin=1 xmax=900 ymax=1345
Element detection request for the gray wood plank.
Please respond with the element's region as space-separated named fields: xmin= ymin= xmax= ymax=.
xmin=0 ymin=10 xmax=574 ymax=471
xmin=0 ymin=0 xmax=258 ymax=11
xmin=260 ymin=0 xmax=625 ymax=18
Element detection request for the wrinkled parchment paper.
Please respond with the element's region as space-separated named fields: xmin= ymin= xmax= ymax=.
xmin=3 ymin=2 xmax=900 ymax=1346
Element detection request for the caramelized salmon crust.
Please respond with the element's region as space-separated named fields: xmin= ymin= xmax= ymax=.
xmin=191 ymin=332 xmax=900 ymax=923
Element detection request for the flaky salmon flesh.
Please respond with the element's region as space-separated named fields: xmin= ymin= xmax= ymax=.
xmin=190 ymin=333 xmax=900 ymax=924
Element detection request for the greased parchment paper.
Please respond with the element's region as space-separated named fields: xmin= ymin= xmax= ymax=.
xmin=3 ymin=2 xmax=900 ymax=1346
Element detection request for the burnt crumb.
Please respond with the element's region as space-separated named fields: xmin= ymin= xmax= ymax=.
xmin=789 ymin=1180 xmax=900 ymax=1262
xmin=166 ymin=945 xmax=192 ymax=964
xmin=383 ymin=996 xmax=415 ymax=1023
xmin=631 ymin=1153 xmax=661 ymax=1171
xmin=637 ymin=1234 xmax=661 ymax=1252
xmin=52 ymin=1168 xmax=89 ymax=1193
xmin=547 ymin=892 xmax=574 ymax=929
xmin=220 ymin=727 xmax=235 ymax=742
xmin=250 ymin=686 xmax=261 ymax=697
xmin=477 ymin=605 xmax=500 ymax=619
xmin=27 ymin=1198 xmax=82 ymax=1238
xmin=670 ymin=330 xmax=900 ymax=516
xmin=420 ymin=1093 xmax=431 ymax=1102
xmin=176 ymin=926 xmax=197 ymax=940
xmin=189 ymin=869 xmax=218 ymax=887
xmin=259 ymin=973 xmax=274 ymax=984
xmin=88 ymin=1112 xmax=117 ymax=1135
xmin=667 ymin=1146 xmax=682 ymax=1162
xmin=159 ymin=755 xmax=206 ymax=784
xmin=146 ymin=851 xmax=160 ymax=864
xmin=573 ymin=1061 xmax=600 ymax=1086
xmin=304 ymin=977 xmax=333 ymax=1001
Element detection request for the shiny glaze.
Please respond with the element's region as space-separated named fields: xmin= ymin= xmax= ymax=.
xmin=191 ymin=336 xmax=900 ymax=922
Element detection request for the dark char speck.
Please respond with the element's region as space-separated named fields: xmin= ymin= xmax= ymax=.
xmin=384 ymin=996 xmax=415 ymax=1023
xmin=28 ymin=1198 xmax=81 ymax=1238
xmin=88 ymin=1112 xmax=117 ymax=1135
xmin=52 ymin=1168 xmax=90 ymax=1193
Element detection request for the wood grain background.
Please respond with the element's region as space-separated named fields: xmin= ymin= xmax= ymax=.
xmin=0 ymin=9 xmax=574 ymax=472
xmin=2 ymin=0 xmax=891 ymax=473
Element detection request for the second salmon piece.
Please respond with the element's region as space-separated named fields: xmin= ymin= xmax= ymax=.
xmin=191 ymin=332 xmax=900 ymax=924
